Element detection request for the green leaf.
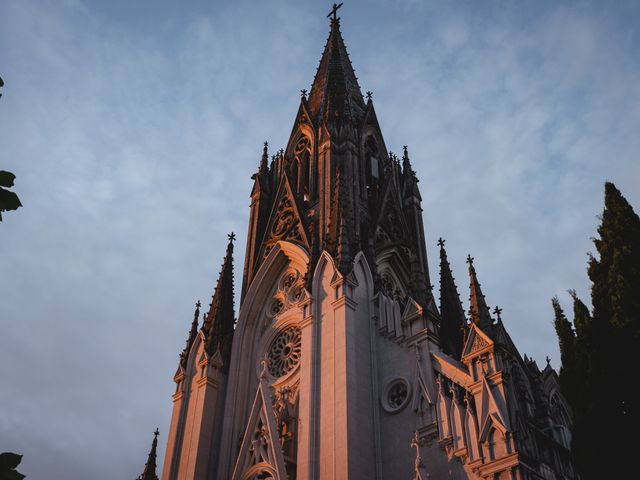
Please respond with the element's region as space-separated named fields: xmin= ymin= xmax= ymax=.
xmin=0 ymin=453 xmax=22 ymax=470
xmin=0 ymin=171 xmax=16 ymax=188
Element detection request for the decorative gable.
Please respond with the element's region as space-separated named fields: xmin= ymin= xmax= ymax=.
xmin=375 ymin=181 xmax=409 ymax=246
xmin=461 ymin=324 xmax=494 ymax=360
xmin=260 ymin=173 xmax=310 ymax=259
xmin=478 ymin=376 xmax=510 ymax=440
xmin=231 ymin=380 xmax=287 ymax=480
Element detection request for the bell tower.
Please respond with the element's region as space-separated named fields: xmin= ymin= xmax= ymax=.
xmin=215 ymin=7 xmax=439 ymax=479
xmin=159 ymin=6 xmax=578 ymax=480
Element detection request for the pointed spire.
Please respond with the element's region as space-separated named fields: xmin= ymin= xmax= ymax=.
xmin=203 ymin=233 xmax=236 ymax=370
xmin=179 ymin=300 xmax=201 ymax=368
xmin=259 ymin=141 xmax=269 ymax=175
xmin=307 ymin=5 xmax=365 ymax=121
xmin=402 ymin=145 xmax=412 ymax=174
xmin=466 ymin=255 xmax=493 ymax=333
xmin=136 ymin=429 xmax=159 ymax=480
xmin=438 ymin=238 xmax=466 ymax=358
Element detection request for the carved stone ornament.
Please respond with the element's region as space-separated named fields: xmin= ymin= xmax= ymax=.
xmin=266 ymin=270 xmax=307 ymax=320
xmin=264 ymin=190 xmax=306 ymax=258
xmin=267 ymin=326 xmax=302 ymax=378
xmin=470 ymin=333 xmax=489 ymax=353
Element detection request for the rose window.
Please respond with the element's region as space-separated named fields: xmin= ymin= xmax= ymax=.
xmin=382 ymin=378 xmax=411 ymax=413
xmin=268 ymin=326 xmax=302 ymax=378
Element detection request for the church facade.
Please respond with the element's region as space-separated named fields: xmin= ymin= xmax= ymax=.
xmin=154 ymin=10 xmax=576 ymax=480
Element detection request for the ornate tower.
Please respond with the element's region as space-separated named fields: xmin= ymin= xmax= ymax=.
xmin=159 ymin=6 xmax=577 ymax=480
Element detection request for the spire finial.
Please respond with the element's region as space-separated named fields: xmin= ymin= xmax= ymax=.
xmin=300 ymin=89 xmax=307 ymax=99
xmin=154 ymin=428 xmax=159 ymax=439
xmin=259 ymin=142 xmax=269 ymax=174
xmin=466 ymin=254 xmax=474 ymax=265
xmin=437 ymin=237 xmax=445 ymax=248
xmin=327 ymin=2 xmax=343 ymax=22
xmin=403 ymin=145 xmax=409 ymax=158
xmin=493 ymin=305 xmax=502 ymax=322
xmin=366 ymin=90 xmax=373 ymax=101
xmin=228 ymin=232 xmax=236 ymax=243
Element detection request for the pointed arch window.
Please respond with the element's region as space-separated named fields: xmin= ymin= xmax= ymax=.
xmin=364 ymin=136 xmax=380 ymax=183
xmin=293 ymin=136 xmax=311 ymax=200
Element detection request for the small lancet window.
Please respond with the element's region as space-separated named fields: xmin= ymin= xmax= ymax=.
xmin=364 ymin=136 xmax=380 ymax=186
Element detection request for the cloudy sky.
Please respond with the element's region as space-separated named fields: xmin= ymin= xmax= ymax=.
xmin=1 ymin=0 xmax=639 ymax=478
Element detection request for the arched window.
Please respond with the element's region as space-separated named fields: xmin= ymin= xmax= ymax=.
xmin=293 ymin=136 xmax=311 ymax=200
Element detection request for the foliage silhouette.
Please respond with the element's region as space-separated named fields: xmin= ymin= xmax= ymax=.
xmin=0 ymin=452 xmax=26 ymax=480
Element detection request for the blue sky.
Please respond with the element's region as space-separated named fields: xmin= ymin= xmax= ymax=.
xmin=1 ymin=1 xmax=639 ymax=478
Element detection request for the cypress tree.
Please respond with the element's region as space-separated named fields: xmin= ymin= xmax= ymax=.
xmin=588 ymin=182 xmax=640 ymax=334
xmin=552 ymin=182 xmax=639 ymax=478
xmin=551 ymin=296 xmax=577 ymax=406
xmin=586 ymin=182 xmax=640 ymax=476
xmin=566 ymin=290 xmax=591 ymax=477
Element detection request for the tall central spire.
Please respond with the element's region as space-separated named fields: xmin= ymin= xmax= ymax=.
xmin=307 ymin=14 xmax=365 ymax=122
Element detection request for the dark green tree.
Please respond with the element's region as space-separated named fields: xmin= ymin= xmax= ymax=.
xmin=554 ymin=182 xmax=640 ymax=479
xmin=551 ymin=296 xmax=577 ymax=406
xmin=587 ymin=182 xmax=640 ymax=474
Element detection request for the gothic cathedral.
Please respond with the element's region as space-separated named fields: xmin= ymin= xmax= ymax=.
xmin=147 ymin=8 xmax=577 ymax=480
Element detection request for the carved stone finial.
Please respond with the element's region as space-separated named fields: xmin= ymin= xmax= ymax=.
xmin=228 ymin=232 xmax=236 ymax=243
xmin=196 ymin=300 xmax=201 ymax=309
xmin=411 ymin=430 xmax=429 ymax=479
xmin=366 ymin=90 xmax=373 ymax=100
xmin=259 ymin=355 xmax=269 ymax=379
xmin=546 ymin=356 xmax=551 ymax=366
xmin=154 ymin=428 xmax=159 ymax=438
xmin=493 ymin=305 xmax=502 ymax=322
xmin=437 ymin=237 xmax=445 ymax=248
xmin=466 ymin=254 xmax=474 ymax=265
xmin=300 ymin=89 xmax=307 ymax=99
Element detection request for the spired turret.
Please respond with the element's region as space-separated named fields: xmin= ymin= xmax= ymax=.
xmin=438 ymin=238 xmax=467 ymax=359
xmin=161 ymin=234 xmax=236 ymax=480
xmin=136 ymin=429 xmax=159 ymax=480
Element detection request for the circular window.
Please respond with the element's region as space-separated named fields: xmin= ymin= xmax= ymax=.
xmin=267 ymin=326 xmax=302 ymax=378
xmin=382 ymin=378 xmax=411 ymax=413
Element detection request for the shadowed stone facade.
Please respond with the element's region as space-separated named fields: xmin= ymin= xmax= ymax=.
xmin=157 ymin=8 xmax=577 ymax=480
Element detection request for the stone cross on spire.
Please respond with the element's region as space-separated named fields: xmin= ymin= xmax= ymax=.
xmin=327 ymin=2 xmax=343 ymax=21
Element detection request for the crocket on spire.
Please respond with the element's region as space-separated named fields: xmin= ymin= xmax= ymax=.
xmin=466 ymin=254 xmax=493 ymax=333
xmin=203 ymin=233 xmax=236 ymax=370
xmin=179 ymin=300 xmax=201 ymax=368
xmin=438 ymin=238 xmax=467 ymax=358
